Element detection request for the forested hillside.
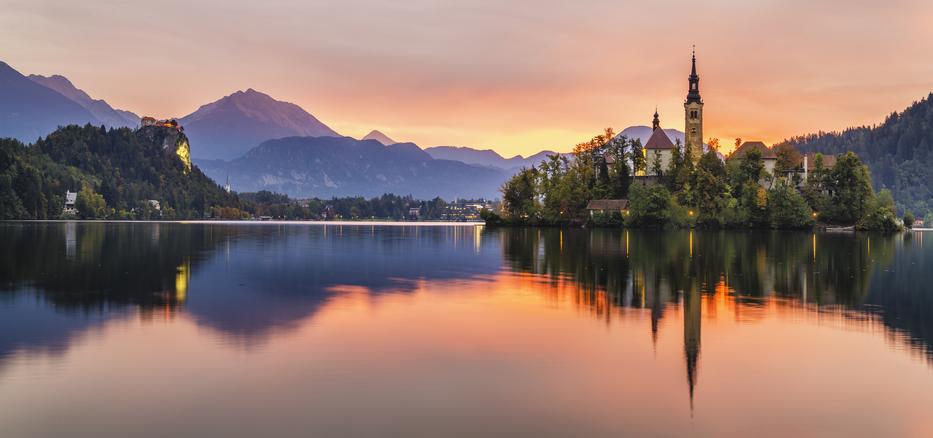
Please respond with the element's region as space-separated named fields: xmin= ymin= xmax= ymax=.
xmin=0 ymin=124 xmax=239 ymax=219
xmin=777 ymin=93 xmax=933 ymax=215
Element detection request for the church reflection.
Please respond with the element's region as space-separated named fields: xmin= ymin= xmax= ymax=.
xmin=2 ymin=222 xmax=932 ymax=407
xmin=496 ymin=227 xmax=929 ymax=407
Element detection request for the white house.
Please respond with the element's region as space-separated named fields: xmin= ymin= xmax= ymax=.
xmin=63 ymin=191 xmax=78 ymax=215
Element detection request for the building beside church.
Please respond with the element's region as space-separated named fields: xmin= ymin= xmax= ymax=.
xmin=644 ymin=110 xmax=676 ymax=176
xmin=730 ymin=141 xmax=777 ymax=171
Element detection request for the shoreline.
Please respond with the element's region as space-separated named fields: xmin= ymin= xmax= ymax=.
xmin=1 ymin=219 xmax=485 ymax=226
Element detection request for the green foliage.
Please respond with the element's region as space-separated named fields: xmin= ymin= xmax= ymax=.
xmin=480 ymin=208 xmax=502 ymax=225
xmin=490 ymin=128 xmax=896 ymax=231
xmin=0 ymin=124 xmax=240 ymax=219
xmin=588 ymin=211 xmax=624 ymax=227
xmin=768 ymin=179 xmax=813 ymax=229
xmin=650 ymin=150 xmax=663 ymax=177
xmin=802 ymin=153 xmax=830 ymax=215
xmin=739 ymin=149 xmax=765 ymax=186
xmin=630 ymin=139 xmax=646 ymax=175
xmin=667 ymin=198 xmax=694 ymax=228
xmin=76 ymin=185 xmax=108 ymax=219
xmin=626 ymin=183 xmax=671 ymax=227
xmin=857 ymin=189 xmax=902 ymax=233
xmin=501 ymin=167 xmax=539 ymax=223
xmin=779 ymin=93 xmax=933 ymax=216
xmin=903 ymin=211 xmax=915 ymax=229
xmin=692 ymin=151 xmax=730 ymax=226
xmin=825 ymin=152 xmax=874 ymax=224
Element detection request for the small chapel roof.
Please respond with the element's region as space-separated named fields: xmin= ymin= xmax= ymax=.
xmin=644 ymin=127 xmax=676 ymax=150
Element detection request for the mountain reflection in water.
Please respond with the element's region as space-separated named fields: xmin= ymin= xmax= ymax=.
xmin=0 ymin=223 xmax=932 ymax=437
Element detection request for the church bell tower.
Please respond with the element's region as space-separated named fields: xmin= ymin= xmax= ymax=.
xmin=684 ymin=47 xmax=703 ymax=157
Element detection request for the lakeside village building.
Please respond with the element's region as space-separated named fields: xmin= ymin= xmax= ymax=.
xmin=587 ymin=50 xmax=836 ymax=217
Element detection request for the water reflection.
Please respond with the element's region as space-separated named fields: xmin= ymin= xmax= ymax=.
xmin=1 ymin=223 xmax=932 ymax=436
xmin=498 ymin=227 xmax=933 ymax=407
xmin=0 ymin=223 xmax=501 ymax=360
xmin=2 ymin=224 xmax=931 ymax=363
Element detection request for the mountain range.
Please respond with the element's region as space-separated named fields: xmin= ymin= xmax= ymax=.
xmin=0 ymin=59 xmax=697 ymax=201
xmin=28 ymin=74 xmax=138 ymax=128
xmin=0 ymin=61 xmax=102 ymax=143
xmin=195 ymin=136 xmax=510 ymax=200
xmin=422 ymin=146 xmax=557 ymax=170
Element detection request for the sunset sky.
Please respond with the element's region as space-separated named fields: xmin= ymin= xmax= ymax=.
xmin=2 ymin=0 xmax=932 ymax=156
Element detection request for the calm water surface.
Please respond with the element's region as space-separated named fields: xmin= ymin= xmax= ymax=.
xmin=1 ymin=222 xmax=932 ymax=437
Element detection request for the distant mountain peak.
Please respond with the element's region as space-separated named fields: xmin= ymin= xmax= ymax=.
xmin=28 ymin=73 xmax=139 ymax=128
xmin=0 ymin=61 xmax=102 ymax=142
xmin=179 ymin=89 xmax=340 ymax=160
xmin=362 ymin=130 xmax=396 ymax=145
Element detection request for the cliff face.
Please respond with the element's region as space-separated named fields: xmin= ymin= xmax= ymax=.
xmin=136 ymin=125 xmax=192 ymax=173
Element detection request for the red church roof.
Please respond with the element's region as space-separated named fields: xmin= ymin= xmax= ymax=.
xmin=644 ymin=128 xmax=675 ymax=150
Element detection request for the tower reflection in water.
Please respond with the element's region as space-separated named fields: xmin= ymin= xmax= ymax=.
xmin=496 ymin=227 xmax=930 ymax=407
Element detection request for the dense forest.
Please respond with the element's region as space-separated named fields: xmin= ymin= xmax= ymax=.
xmin=0 ymin=124 xmax=239 ymax=219
xmin=0 ymin=124 xmax=487 ymax=221
xmin=488 ymin=128 xmax=903 ymax=231
xmin=777 ymin=93 xmax=933 ymax=219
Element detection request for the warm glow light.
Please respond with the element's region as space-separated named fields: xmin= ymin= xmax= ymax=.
xmin=4 ymin=2 xmax=933 ymax=157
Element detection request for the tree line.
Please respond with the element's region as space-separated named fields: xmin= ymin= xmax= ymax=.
xmin=778 ymin=92 xmax=933 ymax=224
xmin=1 ymin=124 xmax=239 ymax=219
xmin=488 ymin=128 xmax=903 ymax=231
xmin=228 ymin=192 xmax=488 ymax=221
xmin=1 ymin=124 xmax=493 ymax=222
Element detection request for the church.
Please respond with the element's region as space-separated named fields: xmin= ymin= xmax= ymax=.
xmin=642 ymin=49 xmax=703 ymax=177
xmin=588 ymin=50 xmax=703 ymax=216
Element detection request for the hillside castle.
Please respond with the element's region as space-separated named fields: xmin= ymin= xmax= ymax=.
xmin=138 ymin=117 xmax=191 ymax=173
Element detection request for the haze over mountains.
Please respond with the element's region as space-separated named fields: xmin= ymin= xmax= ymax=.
xmin=196 ymin=136 xmax=509 ymax=200
xmin=361 ymin=130 xmax=396 ymax=146
xmin=0 ymin=59 xmax=701 ymax=200
xmin=179 ymin=89 xmax=340 ymax=160
xmin=0 ymin=61 xmax=102 ymax=142
xmin=28 ymin=74 xmax=139 ymax=128
xmin=423 ymin=147 xmax=556 ymax=170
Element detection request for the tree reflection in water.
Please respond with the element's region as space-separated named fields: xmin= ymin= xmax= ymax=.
xmin=495 ymin=227 xmax=933 ymax=406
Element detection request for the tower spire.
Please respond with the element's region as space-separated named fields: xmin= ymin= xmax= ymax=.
xmin=691 ymin=45 xmax=696 ymax=76
xmin=687 ymin=46 xmax=701 ymax=103
xmin=684 ymin=46 xmax=704 ymax=163
xmin=652 ymin=108 xmax=660 ymax=131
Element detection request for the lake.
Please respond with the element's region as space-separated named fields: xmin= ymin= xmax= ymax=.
xmin=1 ymin=222 xmax=932 ymax=437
